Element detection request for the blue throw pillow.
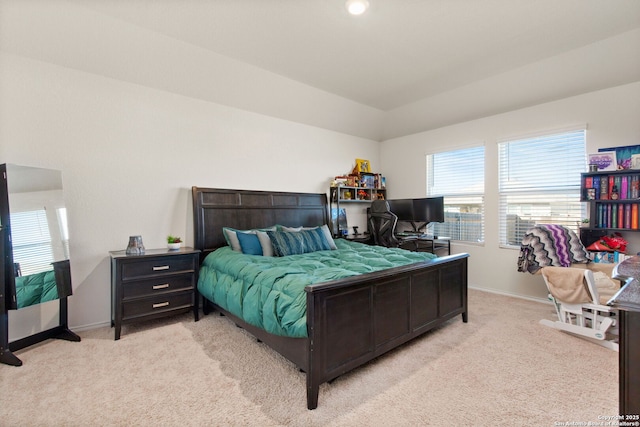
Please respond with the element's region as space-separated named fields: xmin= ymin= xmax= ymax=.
xmin=267 ymin=229 xmax=331 ymax=256
xmin=298 ymin=228 xmax=332 ymax=252
xmin=279 ymin=224 xmax=337 ymax=250
xmin=237 ymin=232 xmax=263 ymax=255
xmin=267 ymin=230 xmax=305 ymax=256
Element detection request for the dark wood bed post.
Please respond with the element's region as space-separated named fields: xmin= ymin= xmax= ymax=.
xmin=305 ymin=293 xmax=320 ymax=410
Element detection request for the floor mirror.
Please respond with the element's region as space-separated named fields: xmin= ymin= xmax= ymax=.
xmin=1 ymin=163 xmax=80 ymax=366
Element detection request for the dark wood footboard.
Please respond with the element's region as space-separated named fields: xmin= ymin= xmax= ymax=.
xmin=304 ymin=252 xmax=468 ymax=409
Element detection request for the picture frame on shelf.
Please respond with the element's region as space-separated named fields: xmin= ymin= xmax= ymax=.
xmin=331 ymin=208 xmax=348 ymax=236
xmin=588 ymin=151 xmax=617 ymax=171
xmin=360 ymin=173 xmax=375 ymax=188
xmin=355 ymin=158 xmax=371 ymax=173
xmin=598 ymin=145 xmax=640 ymax=170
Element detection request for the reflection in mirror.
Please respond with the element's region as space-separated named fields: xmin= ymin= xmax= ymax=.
xmin=3 ymin=164 xmax=72 ymax=309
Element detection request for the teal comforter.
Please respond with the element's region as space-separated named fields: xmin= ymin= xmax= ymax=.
xmin=15 ymin=270 xmax=59 ymax=309
xmin=197 ymin=239 xmax=437 ymax=338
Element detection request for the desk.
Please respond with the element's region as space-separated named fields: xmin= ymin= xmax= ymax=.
xmin=397 ymin=234 xmax=451 ymax=255
xmin=344 ymin=234 xmax=372 ymax=245
xmin=417 ymin=236 xmax=451 ymax=255
xmin=610 ymin=257 xmax=640 ymax=417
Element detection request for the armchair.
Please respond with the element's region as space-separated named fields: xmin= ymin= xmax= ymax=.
xmin=517 ymin=224 xmax=620 ymax=350
xmin=540 ymin=266 xmax=619 ymax=351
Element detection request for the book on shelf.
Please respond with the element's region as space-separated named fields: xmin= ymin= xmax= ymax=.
xmin=590 ymin=251 xmax=631 ymax=264
xmin=584 ymin=172 xmax=640 ymax=200
xmin=595 ymin=202 xmax=640 ymax=229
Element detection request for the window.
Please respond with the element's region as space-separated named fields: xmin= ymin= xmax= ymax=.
xmin=10 ymin=209 xmax=54 ymax=276
xmin=498 ymin=128 xmax=586 ymax=247
xmin=427 ymin=145 xmax=485 ymax=243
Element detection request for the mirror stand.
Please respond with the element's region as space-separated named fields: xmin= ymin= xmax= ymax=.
xmin=0 ymin=295 xmax=80 ymax=366
xmin=1 ymin=164 xmax=81 ymax=366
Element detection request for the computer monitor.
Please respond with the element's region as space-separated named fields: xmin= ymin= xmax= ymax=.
xmin=386 ymin=199 xmax=414 ymax=222
xmin=387 ymin=197 xmax=444 ymax=233
xmin=412 ymin=197 xmax=444 ymax=224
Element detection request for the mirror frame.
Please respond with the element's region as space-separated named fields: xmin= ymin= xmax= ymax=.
xmin=0 ymin=164 xmax=80 ymax=366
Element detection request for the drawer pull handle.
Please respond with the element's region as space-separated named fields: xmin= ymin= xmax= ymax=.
xmin=152 ymin=284 xmax=170 ymax=290
xmin=152 ymin=265 xmax=170 ymax=271
xmin=152 ymin=302 xmax=170 ymax=309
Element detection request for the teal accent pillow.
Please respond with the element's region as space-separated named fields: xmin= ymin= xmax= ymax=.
xmin=237 ymin=232 xmax=263 ymax=255
xmin=299 ymin=228 xmax=332 ymax=252
xmin=222 ymin=226 xmax=276 ymax=252
xmin=279 ymin=224 xmax=337 ymax=250
xmin=267 ymin=231 xmax=305 ymax=256
xmin=267 ymin=228 xmax=331 ymax=256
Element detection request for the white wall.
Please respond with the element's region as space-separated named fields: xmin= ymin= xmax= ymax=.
xmin=381 ymin=82 xmax=640 ymax=300
xmin=0 ymin=52 xmax=380 ymax=337
xmin=0 ymin=1 xmax=384 ymax=141
xmin=383 ymin=29 xmax=640 ymax=140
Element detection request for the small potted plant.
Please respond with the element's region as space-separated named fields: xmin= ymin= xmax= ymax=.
xmin=167 ymin=235 xmax=182 ymax=250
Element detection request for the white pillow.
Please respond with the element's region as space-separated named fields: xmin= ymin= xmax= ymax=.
xmin=255 ymin=231 xmax=275 ymax=257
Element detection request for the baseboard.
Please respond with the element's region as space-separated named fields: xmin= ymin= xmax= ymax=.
xmin=70 ymin=320 xmax=111 ymax=333
xmin=469 ymin=285 xmax=551 ymax=305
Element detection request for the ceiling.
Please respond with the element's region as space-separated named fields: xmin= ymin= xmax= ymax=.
xmin=78 ymin=0 xmax=640 ymax=112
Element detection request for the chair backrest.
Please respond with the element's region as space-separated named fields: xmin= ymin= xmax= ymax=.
xmin=540 ymin=266 xmax=599 ymax=305
xmin=368 ymin=200 xmax=399 ymax=247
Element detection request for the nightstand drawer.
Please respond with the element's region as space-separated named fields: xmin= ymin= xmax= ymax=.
xmin=122 ymin=274 xmax=194 ymax=299
xmin=121 ymin=255 xmax=196 ymax=280
xmin=122 ymin=291 xmax=194 ymax=320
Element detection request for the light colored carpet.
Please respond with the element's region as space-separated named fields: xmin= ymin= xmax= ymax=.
xmin=1 ymin=289 xmax=618 ymax=426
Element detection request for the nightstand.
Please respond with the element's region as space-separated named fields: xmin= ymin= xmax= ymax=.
xmin=110 ymin=247 xmax=200 ymax=340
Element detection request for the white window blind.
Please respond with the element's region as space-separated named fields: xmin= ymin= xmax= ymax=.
xmin=10 ymin=209 xmax=54 ymax=276
xmin=427 ymin=145 xmax=485 ymax=243
xmin=498 ymin=128 xmax=586 ymax=246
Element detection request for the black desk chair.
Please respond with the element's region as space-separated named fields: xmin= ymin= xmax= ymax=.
xmin=368 ymin=200 xmax=418 ymax=250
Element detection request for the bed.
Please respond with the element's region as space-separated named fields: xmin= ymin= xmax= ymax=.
xmin=192 ymin=187 xmax=469 ymax=409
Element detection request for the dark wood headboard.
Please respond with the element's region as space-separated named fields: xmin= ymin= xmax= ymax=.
xmin=192 ymin=187 xmax=329 ymax=259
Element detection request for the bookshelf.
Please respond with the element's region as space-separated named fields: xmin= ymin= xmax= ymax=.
xmin=329 ymin=185 xmax=386 ymax=238
xmin=581 ymin=170 xmax=640 ymax=246
xmin=330 ymin=186 xmax=386 ymax=203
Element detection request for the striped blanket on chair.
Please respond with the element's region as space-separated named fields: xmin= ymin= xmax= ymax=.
xmin=517 ymin=224 xmax=590 ymax=274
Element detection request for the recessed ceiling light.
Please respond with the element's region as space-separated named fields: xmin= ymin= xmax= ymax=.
xmin=346 ymin=0 xmax=369 ymax=16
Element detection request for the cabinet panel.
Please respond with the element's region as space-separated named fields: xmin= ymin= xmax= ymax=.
xmin=122 ymin=274 xmax=194 ymax=299
xmin=121 ymin=255 xmax=196 ymax=280
xmin=122 ymin=290 xmax=194 ymax=320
